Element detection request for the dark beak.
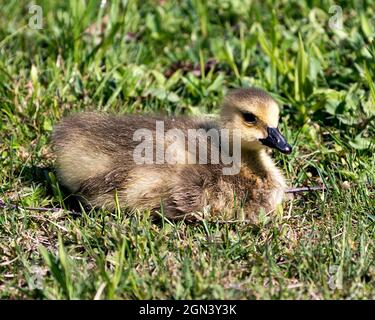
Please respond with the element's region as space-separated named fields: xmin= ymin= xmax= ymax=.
xmin=259 ymin=127 xmax=292 ymax=154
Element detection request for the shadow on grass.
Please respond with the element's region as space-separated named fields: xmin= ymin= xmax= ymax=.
xmin=18 ymin=165 xmax=84 ymax=214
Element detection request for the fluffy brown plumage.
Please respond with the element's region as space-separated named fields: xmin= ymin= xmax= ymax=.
xmin=52 ymin=87 xmax=292 ymax=223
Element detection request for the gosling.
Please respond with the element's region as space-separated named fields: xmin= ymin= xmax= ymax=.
xmin=52 ymin=87 xmax=292 ymax=223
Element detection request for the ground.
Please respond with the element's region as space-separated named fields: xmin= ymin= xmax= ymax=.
xmin=0 ymin=0 xmax=374 ymax=299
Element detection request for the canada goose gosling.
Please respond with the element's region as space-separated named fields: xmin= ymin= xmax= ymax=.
xmin=52 ymin=87 xmax=292 ymax=223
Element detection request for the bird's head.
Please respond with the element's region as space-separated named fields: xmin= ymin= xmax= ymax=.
xmin=220 ymin=87 xmax=292 ymax=154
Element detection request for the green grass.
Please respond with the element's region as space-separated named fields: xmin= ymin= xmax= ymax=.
xmin=0 ymin=0 xmax=374 ymax=299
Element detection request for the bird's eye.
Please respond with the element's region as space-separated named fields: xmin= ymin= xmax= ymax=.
xmin=242 ymin=112 xmax=256 ymax=123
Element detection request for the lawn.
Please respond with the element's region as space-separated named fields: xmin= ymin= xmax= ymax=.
xmin=0 ymin=0 xmax=374 ymax=299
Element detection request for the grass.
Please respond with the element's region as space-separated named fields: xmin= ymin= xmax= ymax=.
xmin=0 ymin=0 xmax=374 ymax=299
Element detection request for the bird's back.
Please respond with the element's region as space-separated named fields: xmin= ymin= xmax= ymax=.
xmin=51 ymin=112 xmax=221 ymax=192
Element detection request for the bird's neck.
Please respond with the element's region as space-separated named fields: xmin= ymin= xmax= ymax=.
xmin=241 ymin=149 xmax=269 ymax=176
xmin=241 ymin=149 xmax=286 ymax=188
